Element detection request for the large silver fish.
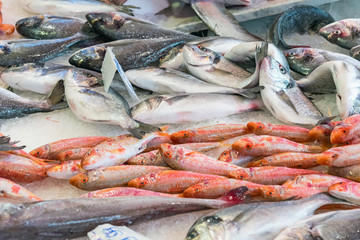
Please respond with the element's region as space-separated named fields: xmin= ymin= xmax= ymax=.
xmin=64 ymin=68 xmax=159 ymax=138
xmin=130 ymin=93 xmax=262 ymax=124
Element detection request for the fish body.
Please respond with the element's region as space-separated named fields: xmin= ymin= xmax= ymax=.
xmin=0 ymin=177 xmax=41 ymax=202
xmin=81 ymin=187 xmax=182 ymax=198
xmin=320 ymin=18 xmax=360 ymax=49
xmin=317 ymin=143 xmax=360 ymax=167
xmin=144 ymin=132 xmax=173 ymax=152
xmin=46 ymin=160 xmax=82 ymax=179
xmin=70 ymin=165 xmax=169 ymax=190
xmin=218 ymin=148 xmax=258 ymax=166
xmin=15 ymin=15 xmax=85 ymax=39
xmin=330 ymin=114 xmax=360 ymax=144
xmin=127 ymin=170 xmax=226 ymax=193
xmin=268 ymin=5 xmax=335 ymax=50
xmin=328 ymin=181 xmax=360 ymax=205
xmin=159 ymin=44 xmax=186 ymax=71
xmin=351 ymin=44 xmax=360 ymax=60
xmin=159 ymin=144 xmax=242 ymax=176
xmin=328 ymin=164 xmax=360 ymax=182
xmin=190 ymin=37 xmax=245 ymax=56
xmin=308 ymin=121 xmax=340 ymax=143
xmin=56 ymin=147 xmax=90 ymax=161
xmin=131 ymin=93 xmax=262 ymax=124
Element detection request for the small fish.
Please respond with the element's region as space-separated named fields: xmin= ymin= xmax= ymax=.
xmin=81 ymin=187 xmax=182 ymax=198
xmin=143 ymin=131 xmax=173 ymax=152
xmin=308 ymin=121 xmax=340 ymax=143
xmin=30 ymin=136 xmax=110 ymax=159
xmin=319 ymin=18 xmax=360 ymax=49
xmin=232 ymin=135 xmax=324 ymax=156
xmin=328 ymin=164 xmax=360 ymax=182
xmin=159 ymin=144 xmax=242 ymax=176
xmin=328 ymin=181 xmax=360 ymax=205
xmin=0 ymin=63 xmax=71 ymax=95
xmin=330 ymin=114 xmax=360 ymax=144
xmin=159 ymin=44 xmax=186 ymax=71
xmin=170 ymin=124 xmax=249 ymax=144
xmin=65 ymin=68 xmax=160 ymax=138
xmin=131 ymin=93 xmax=262 ymax=124
xmin=46 ymin=160 xmax=82 ymax=179
xmin=228 ymin=166 xmax=318 ymax=185
xmin=0 ymin=177 xmax=42 ymax=202
xmin=56 ymin=147 xmax=90 ymax=161
xmin=127 ymin=170 xmax=226 ymax=193
xmin=351 ymin=44 xmax=360 ymax=61
xmin=268 ymin=5 xmax=335 ymax=50
xmin=218 ymin=148 xmax=258 ymax=166
xmin=0 ymin=135 xmax=25 ymax=152
xmin=125 ymin=150 xmax=167 ymax=166
xmin=317 ymin=143 xmax=360 ymax=167
xmin=15 ymin=15 xmax=85 ymax=39
xmin=247 ymin=122 xmax=312 ymax=142
xmin=248 ymin=152 xmax=320 ymax=169
xmin=70 ymin=165 xmax=169 ymax=190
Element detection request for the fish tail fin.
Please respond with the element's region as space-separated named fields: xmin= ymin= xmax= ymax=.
xmin=115 ymin=5 xmax=140 ymax=16
xmin=255 ymin=41 xmax=268 ymax=65
xmin=317 ymin=116 xmax=337 ymax=125
xmin=46 ymin=80 xmax=68 ymax=110
xmin=128 ymin=120 xmax=161 ymax=139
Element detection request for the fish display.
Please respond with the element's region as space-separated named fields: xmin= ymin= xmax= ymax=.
xmin=0 ymin=177 xmax=42 ymax=202
xmin=328 ymin=181 xmax=360 ymax=205
xmin=351 ymin=44 xmax=360 ymax=60
xmin=82 ymin=187 xmax=182 ymax=198
xmin=46 ymin=160 xmax=82 ymax=179
xmin=317 ymin=143 xmax=360 ymax=167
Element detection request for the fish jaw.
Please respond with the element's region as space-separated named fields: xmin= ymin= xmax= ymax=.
xmin=259 ymin=185 xmax=285 ymax=201
xmin=183 ymin=44 xmax=217 ymax=66
xmin=170 ymin=130 xmax=197 ymax=143
xmin=15 ymin=15 xmax=44 ymax=32
xmin=328 ymin=182 xmax=360 ymax=204
xmin=69 ymin=46 xmax=105 ymax=71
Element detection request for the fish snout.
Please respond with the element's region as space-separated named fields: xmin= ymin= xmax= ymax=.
xmin=69 ymin=173 xmax=89 ymax=189
xmin=316 ymin=153 xmax=333 ymax=166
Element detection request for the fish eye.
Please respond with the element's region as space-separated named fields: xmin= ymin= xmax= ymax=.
xmin=195 ymin=188 xmax=199 ymax=192
xmin=333 ymin=30 xmax=342 ymax=35
xmin=36 ymin=151 xmax=40 ymax=156
xmin=345 ymin=142 xmax=351 ymax=145
xmin=324 ymin=131 xmax=328 ymax=134
xmin=332 ymin=154 xmax=339 ymax=158
xmin=197 ymin=45 xmax=207 ymax=52
xmin=245 ymin=144 xmax=252 ymax=149
xmin=140 ymin=182 xmax=144 ymax=185
xmin=279 ymin=65 xmax=286 ymax=74
xmin=165 ymin=152 xmax=172 ymax=157
xmin=268 ymin=191 xmax=273 ymax=195
xmin=343 ymin=130 xmax=347 ymax=133
xmin=82 ymin=178 xmax=88 ymax=183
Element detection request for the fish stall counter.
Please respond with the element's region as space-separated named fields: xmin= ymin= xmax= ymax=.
xmin=0 ymin=0 xmax=360 ymax=239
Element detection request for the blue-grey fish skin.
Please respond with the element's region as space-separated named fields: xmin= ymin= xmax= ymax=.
xmin=268 ymin=5 xmax=335 ymax=50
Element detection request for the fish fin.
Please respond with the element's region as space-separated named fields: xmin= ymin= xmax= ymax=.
xmin=165 ymin=95 xmax=189 ymax=104
xmin=49 ymin=101 xmax=68 ymax=111
xmin=239 ymin=85 xmax=264 ymax=98
xmin=46 ymin=80 xmax=65 ymax=106
xmin=128 ymin=120 xmax=161 ymax=139
xmin=317 ymin=116 xmax=337 ymax=125
xmin=218 ymin=186 xmax=248 ymax=205
xmin=276 ymin=89 xmax=299 ymax=114
xmin=160 ymin=125 xmax=170 ymax=132
xmin=255 ymin=41 xmax=268 ymax=65
xmin=115 ymin=5 xmax=140 ymax=16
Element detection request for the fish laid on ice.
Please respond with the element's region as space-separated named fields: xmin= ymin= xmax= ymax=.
xmin=317 ymin=143 xmax=360 ymax=167
xmin=351 ymin=44 xmax=360 ymax=60
xmin=328 ymin=181 xmax=360 ymax=205
xmin=0 ymin=177 xmax=42 ymax=202
xmin=268 ymin=5 xmax=334 ymax=50
xmin=56 ymin=147 xmax=90 ymax=161
xmin=46 ymin=160 xmax=82 ymax=179
xmin=130 ymin=93 xmax=262 ymax=124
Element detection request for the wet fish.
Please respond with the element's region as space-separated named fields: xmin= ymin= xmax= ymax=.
xmin=159 ymin=44 xmax=186 ymax=71
xmin=218 ymin=148 xmax=258 ymax=166
xmin=190 ymin=37 xmax=245 ymax=56
xmin=0 ymin=177 xmax=42 ymax=202
xmin=317 ymin=142 xmax=360 ymax=167
xmin=319 ymin=18 xmax=360 ymax=49
xmin=69 ymin=38 xmax=186 ymax=72
xmin=70 ymin=165 xmax=169 ymax=190
xmin=0 ymin=63 xmax=71 ymax=95
xmin=351 ymin=44 xmax=360 ymax=60
xmin=268 ymin=5 xmax=335 ymax=50
xmin=56 ymin=147 xmax=90 ymax=161
xmin=143 ymin=131 xmax=173 ymax=152
xmin=328 ymin=181 xmax=360 ymax=205
xmin=0 ymin=135 xmax=25 ymax=152
xmin=186 ymin=193 xmax=343 ymax=240
xmin=15 ymin=15 xmax=85 ymax=39
xmin=131 ymin=93 xmax=262 ymax=124
xmin=330 ymin=114 xmax=360 ymax=144
xmin=46 ymin=160 xmax=82 ymax=179
xmin=328 ymin=164 xmax=360 ymax=182
xmin=82 ymin=187 xmax=182 ymax=198
xmin=308 ymin=121 xmax=340 ymax=143
xmin=65 ymin=68 xmax=159 ymax=138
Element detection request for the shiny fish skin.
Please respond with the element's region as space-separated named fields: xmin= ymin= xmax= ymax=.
xmin=125 ymin=150 xmax=167 ymax=166
xmin=328 ymin=164 xmax=360 ymax=182
xmin=46 ymin=160 xmax=82 ymax=179
xmin=330 ymin=114 xmax=360 ymax=144
xmin=351 ymin=44 xmax=360 ymax=60
xmin=317 ymin=144 xmax=360 ymax=167
xmin=56 ymin=147 xmax=90 ymax=161
xmin=308 ymin=121 xmax=340 ymax=143
xmin=218 ymin=148 xmax=258 ymax=166
xmin=0 ymin=177 xmax=42 ymax=202
xmin=328 ymin=181 xmax=360 ymax=205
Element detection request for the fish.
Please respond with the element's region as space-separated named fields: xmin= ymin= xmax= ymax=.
xmin=125 ymin=150 xmax=167 ymax=166
xmin=0 ymin=81 xmax=66 ymax=119
xmin=268 ymin=5 xmax=335 ymax=50
xmin=20 ymin=0 xmax=138 ymax=17
xmin=86 ymin=12 xmax=197 ymax=41
xmin=0 ymin=63 xmax=71 ymax=95
xmin=127 ymin=170 xmax=226 ymax=193
xmin=284 ymin=47 xmax=360 ymax=75
xmin=125 ymin=67 xmax=255 ymax=97
xmin=183 ymin=44 xmax=259 ymax=89
xmin=328 ymin=181 xmax=360 ymax=205
xmin=183 ymin=178 xmax=264 ymax=199
xmin=143 ymin=131 xmax=173 ymax=152
xmin=232 ymin=135 xmax=325 ymax=156
xmin=247 ymin=122 xmax=312 ymax=142
xmin=330 ymin=114 xmax=360 ymax=144
xmin=159 ymin=143 xmax=242 ymax=176
xmin=319 ymin=18 xmax=360 ymax=49
xmin=64 ymin=67 xmax=160 ymax=138
xmin=308 ymin=121 xmax=340 ymax=143
xmin=0 ymin=135 xmax=25 ymax=152
xmin=274 ymin=209 xmax=360 ymax=240
xmin=159 ymin=44 xmax=186 ymax=71
xmin=81 ymin=187 xmax=182 ymax=198
xmin=15 ymin=15 xmax=86 ymax=39
xmin=0 ymin=196 xmax=233 ymax=239
xmin=0 ymin=177 xmax=42 ymax=202
xmin=228 ymin=166 xmax=318 ymax=185
xmin=351 ymin=44 xmax=360 ymax=61
xmin=190 ymin=37 xmax=245 ymax=56
xmin=328 ymin=164 xmax=360 ymax=182
xmin=46 ymin=160 xmax=82 ymax=179
xmin=170 ymin=124 xmax=249 ymax=143
xmin=218 ymin=148 xmax=259 ymax=166
xmin=248 ymin=152 xmax=320 ymax=169
xmin=130 ymin=93 xmax=262 ymax=124
xmin=69 ymin=38 xmax=186 ymax=72
xmin=317 ymin=143 xmax=360 ymax=167
xmin=56 ymin=147 xmax=90 ymax=161
xmin=30 ymin=136 xmax=109 ymax=159
xmin=70 ymin=165 xmax=170 ymax=190
xmin=185 ymin=193 xmax=344 ymax=240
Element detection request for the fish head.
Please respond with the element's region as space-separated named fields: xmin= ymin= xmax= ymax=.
xmin=69 ymin=46 xmax=106 ymax=71
xmin=170 ymin=130 xmax=196 ymax=143
xmin=350 ymin=45 xmax=360 ymax=59
xmin=259 ymin=185 xmax=285 ymax=201
xmin=182 ymin=182 xmax=206 ymax=198
xmin=69 ymin=172 xmax=92 ymax=189
xmin=183 ymin=44 xmax=220 ymax=66
xmin=69 ymin=68 xmax=102 ymax=87
xmin=328 ymin=181 xmax=351 ymax=193
xmin=319 ymin=21 xmax=354 ymax=49
xmin=309 ymin=125 xmax=332 ymax=142
xmin=127 ymin=172 xmax=159 ymax=188
xmin=185 ymin=215 xmax=226 ymax=240
xmin=159 ymin=143 xmax=183 ymax=162
xmin=218 ymin=149 xmax=232 ymax=163
xmin=330 ymin=123 xmax=353 ymax=144
xmin=228 ymin=169 xmax=250 ymax=180
xmin=159 ymin=44 xmax=184 ymax=66
xmin=15 ymin=15 xmax=45 ymax=32
xmin=248 ymin=159 xmax=269 ymax=167
xmin=29 ymin=144 xmax=50 ymax=159
xmin=87 ymin=12 xmax=126 ymax=30
xmin=259 ymin=56 xmax=292 ymax=88
xmin=316 ymin=149 xmax=342 ymax=165
xmin=81 ymin=148 xmax=107 ymax=170
xmin=284 ymin=48 xmax=324 ymax=75
xmin=246 ymin=122 xmax=266 ymax=133
xmin=232 ymin=138 xmax=255 ymax=154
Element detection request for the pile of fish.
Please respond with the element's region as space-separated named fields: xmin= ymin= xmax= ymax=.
xmin=1 ymin=0 xmax=360 ymax=239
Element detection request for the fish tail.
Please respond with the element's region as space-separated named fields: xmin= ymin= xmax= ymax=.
xmin=128 ymin=120 xmax=161 ymax=139
xmin=115 ymin=5 xmax=140 ymax=16
xmin=255 ymin=42 xmax=268 ymax=65
xmin=46 ymin=81 xmax=68 ymax=110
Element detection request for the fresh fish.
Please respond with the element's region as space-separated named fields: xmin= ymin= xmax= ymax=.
xmin=218 ymin=148 xmax=259 ymax=166
xmin=82 ymin=187 xmax=182 ymax=198
xmin=232 ymin=135 xmax=324 ymax=156
xmin=159 ymin=44 xmax=186 ymax=71
xmin=143 ymin=131 xmax=173 ymax=152
xmin=190 ymin=37 xmax=245 ymax=56
xmin=170 ymin=124 xmax=249 ymax=143
xmin=15 ymin=15 xmax=85 ymax=39
xmin=86 ymin=12 xmax=197 ymax=41
xmin=70 ymin=165 xmax=170 ymax=190
xmin=0 ymin=63 xmax=71 ymax=95
xmin=328 ymin=181 xmax=360 ymax=205
xmin=284 ymin=47 xmax=360 ymax=75
xmin=69 ymin=38 xmax=186 ymax=72
xmin=0 ymin=81 xmax=65 ymax=119
xmin=268 ymin=5 xmax=334 ymax=50
xmin=328 ymin=164 xmax=360 ymax=182
xmin=274 ymin=209 xmax=360 ymax=240
xmin=186 ymin=193 xmax=343 ymax=240
xmin=127 ymin=170 xmax=226 ymax=193
xmin=96 ymin=0 xmax=127 ymax=5
xmin=247 ymin=122 xmax=312 ymax=142
xmin=0 ymin=135 xmax=25 ymax=152
xmin=20 ymin=0 xmax=137 ymax=17
xmin=0 ymin=196 xmax=231 ymax=239
xmin=131 ymin=93 xmax=262 ymax=124
xmin=228 ymin=166 xmax=318 ymax=185
xmin=0 ymin=177 xmax=42 ymax=202
xmin=64 ymin=68 xmax=160 ymax=138
xmin=330 ymin=114 xmax=360 ymax=144
xmin=351 ymin=44 xmax=360 ymax=60
xmin=319 ymin=18 xmax=360 ymax=49
xmin=56 ymin=147 xmax=90 ymax=161
xmin=46 ymin=160 xmax=82 ymax=179
xmin=308 ymin=121 xmax=340 ymax=143
xmin=317 ymin=143 xmax=360 ymax=167
xmin=159 ymin=144 xmax=242 ymax=176
xmin=125 ymin=67 xmax=254 ymax=96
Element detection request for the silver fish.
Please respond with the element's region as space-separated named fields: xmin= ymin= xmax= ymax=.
xmin=0 ymin=63 xmax=71 ymax=95
xmin=64 ymin=68 xmax=159 ymax=138
xmin=186 ymin=193 xmax=347 ymax=240
xmin=130 ymin=93 xmax=262 ymax=124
